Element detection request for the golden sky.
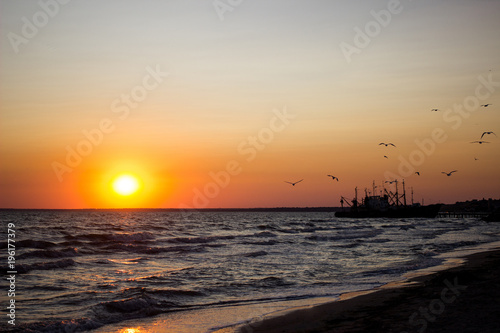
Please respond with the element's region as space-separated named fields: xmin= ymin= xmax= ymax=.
xmin=1 ymin=0 xmax=499 ymax=208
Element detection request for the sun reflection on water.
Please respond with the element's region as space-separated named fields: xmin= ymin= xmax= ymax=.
xmin=119 ymin=327 xmax=147 ymax=333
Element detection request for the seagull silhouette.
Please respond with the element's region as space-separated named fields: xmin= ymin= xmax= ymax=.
xmin=415 ymin=172 xmax=420 ymax=176
xmin=481 ymin=104 xmax=492 ymax=107
xmin=384 ymin=155 xmax=389 ymax=159
xmin=442 ymin=170 xmax=458 ymax=176
xmin=481 ymin=131 xmax=496 ymax=139
xmin=471 ymin=141 xmax=490 ymax=144
xmin=431 ymin=108 xmax=440 ymax=112
xmin=379 ymin=143 xmax=396 ymax=147
xmin=327 ymin=175 xmax=339 ymax=181
xmin=284 ymin=179 xmax=303 ymax=186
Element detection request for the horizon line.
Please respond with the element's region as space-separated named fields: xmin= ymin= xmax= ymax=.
xmin=0 ymin=206 xmax=343 ymax=211
xmin=2 ymin=198 xmax=498 ymax=211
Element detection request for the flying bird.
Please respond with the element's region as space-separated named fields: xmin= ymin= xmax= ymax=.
xmin=327 ymin=175 xmax=339 ymax=181
xmin=431 ymin=108 xmax=440 ymax=112
xmin=384 ymin=155 xmax=389 ymax=159
xmin=481 ymin=104 xmax=492 ymax=107
xmin=471 ymin=141 xmax=490 ymax=144
xmin=481 ymin=131 xmax=496 ymax=139
xmin=379 ymin=143 xmax=396 ymax=147
xmin=415 ymin=172 xmax=420 ymax=176
xmin=442 ymin=170 xmax=458 ymax=177
xmin=284 ymin=179 xmax=303 ymax=186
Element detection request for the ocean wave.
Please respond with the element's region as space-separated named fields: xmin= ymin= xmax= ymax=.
xmin=18 ymin=247 xmax=79 ymax=259
xmin=242 ymin=250 xmax=268 ymax=258
xmin=146 ymin=288 xmax=204 ymax=298
xmin=98 ymin=295 xmax=169 ymax=314
xmin=309 ymin=219 xmax=335 ymax=223
xmin=255 ymin=276 xmax=292 ymax=288
xmin=305 ymin=229 xmax=383 ymax=243
xmin=257 ymin=224 xmax=278 ymax=230
xmin=338 ymin=229 xmax=384 ymax=240
xmin=360 ymin=266 xmax=407 ymax=277
xmin=16 ymin=259 xmax=76 ymax=274
xmin=99 ymin=243 xmax=206 ymax=255
xmin=305 ymin=235 xmax=335 ymax=242
xmin=88 ymin=292 xmax=187 ymax=325
xmin=416 ymin=248 xmax=438 ymax=257
xmin=253 ymin=231 xmax=277 ymax=238
xmin=226 ymin=276 xmax=293 ymax=290
xmin=15 ymin=318 xmax=102 ymax=333
xmin=107 ymin=257 xmax=148 ymax=265
xmin=366 ymin=238 xmax=392 ymax=244
xmin=168 ymin=234 xmax=236 ymax=244
xmin=335 ymin=242 xmax=361 ymax=248
xmin=100 ymin=243 xmax=155 ymax=253
xmin=276 ymin=228 xmax=300 ymax=234
xmin=242 ymin=239 xmax=278 ymax=246
xmin=57 ymin=240 xmax=88 ymax=247
xmin=109 ymin=232 xmax=156 ymax=242
xmin=16 ymin=239 xmax=57 ymax=249
xmin=438 ymin=240 xmax=480 ymax=252
xmin=64 ymin=232 xmax=155 ymax=243
xmin=361 ymin=257 xmax=443 ymax=278
xmin=23 ymin=285 xmax=69 ymax=292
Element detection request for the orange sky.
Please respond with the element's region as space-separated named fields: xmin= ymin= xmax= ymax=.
xmin=1 ymin=1 xmax=499 ymax=208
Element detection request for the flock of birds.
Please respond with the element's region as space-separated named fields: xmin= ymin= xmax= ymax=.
xmin=432 ymin=105 xmax=497 ymax=147
xmin=284 ymin=104 xmax=496 ymax=187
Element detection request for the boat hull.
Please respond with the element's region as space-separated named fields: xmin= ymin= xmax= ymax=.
xmin=335 ymin=204 xmax=442 ymax=218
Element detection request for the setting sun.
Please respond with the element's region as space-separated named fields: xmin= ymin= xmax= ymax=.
xmin=112 ymin=174 xmax=141 ymax=196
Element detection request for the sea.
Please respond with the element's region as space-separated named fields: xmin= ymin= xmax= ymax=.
xmin=1 ymin=209 xmax=500 ymax=333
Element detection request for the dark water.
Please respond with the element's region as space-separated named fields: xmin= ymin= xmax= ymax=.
xmin=1 ymin=210 xmax=499 ymax=332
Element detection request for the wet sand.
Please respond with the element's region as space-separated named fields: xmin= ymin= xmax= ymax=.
xmin=231 ymin=248 xmax=500 ymax=333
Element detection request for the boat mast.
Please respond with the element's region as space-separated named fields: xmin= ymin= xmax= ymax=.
xmin=402 ymin=179 xmax=407 ymax=206
xmin=354 ymin=187 xmax=358 ymax=208
xmin=395 ymin=180 xmax=399 ymax=206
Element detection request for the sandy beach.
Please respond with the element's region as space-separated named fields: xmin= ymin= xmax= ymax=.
xmin=230 ymin=248 xmax=500 ymax=333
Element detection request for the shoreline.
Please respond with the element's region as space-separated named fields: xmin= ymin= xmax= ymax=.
xmin=228 ymin=244 xmax=500 ymax=333
xmin=94 ymin=241 xmax=500 ymax=333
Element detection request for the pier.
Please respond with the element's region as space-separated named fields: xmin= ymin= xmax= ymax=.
xmin=437 ymin=211 xmax=490 ymax=218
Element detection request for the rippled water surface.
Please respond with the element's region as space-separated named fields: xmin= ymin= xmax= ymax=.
xmin=1 ymin=210 xmax=499 ymax=332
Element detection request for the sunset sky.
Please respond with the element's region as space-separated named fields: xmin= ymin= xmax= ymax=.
xmin=1 ymin=0 xmax=499 ymax=209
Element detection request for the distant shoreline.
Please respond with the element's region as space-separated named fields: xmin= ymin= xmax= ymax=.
xmin=0 ymin=207 xmax=343 ymax=212
xmin=2 ymin=198 xmax=498 ymax=212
